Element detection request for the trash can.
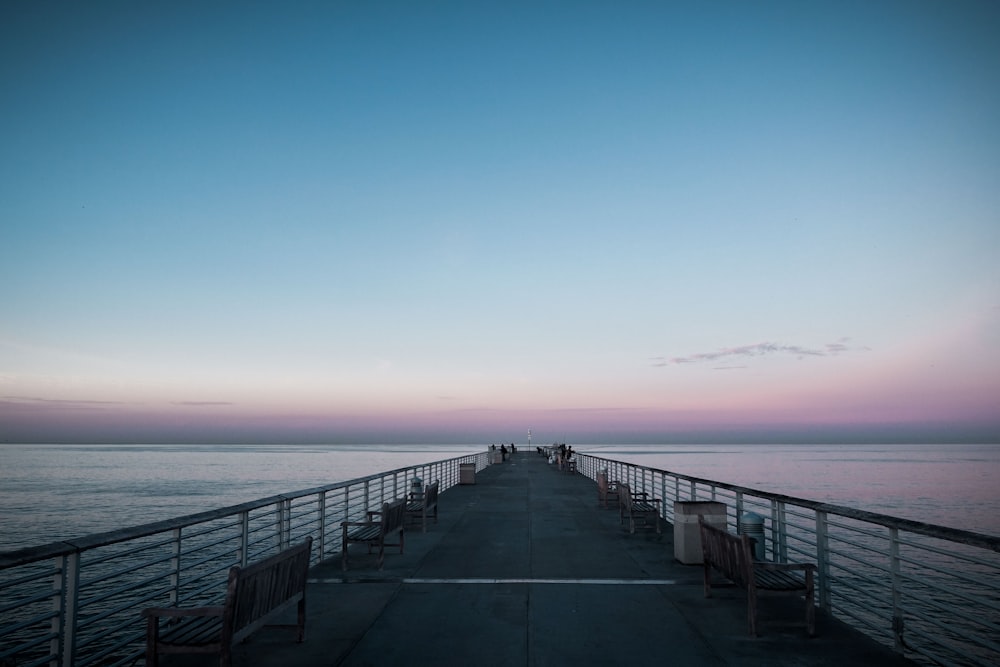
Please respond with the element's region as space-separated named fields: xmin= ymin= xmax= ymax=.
xmin=673 ymin=501 xmax=727 ymax=564
xmin=740 ymin=512 xmax=766 ymax=560
xmin=459 ymin=463 xmax=476 ymax=485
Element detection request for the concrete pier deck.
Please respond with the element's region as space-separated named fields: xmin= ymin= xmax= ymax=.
xmin=170 ymin=451 xmax=914 ymax=666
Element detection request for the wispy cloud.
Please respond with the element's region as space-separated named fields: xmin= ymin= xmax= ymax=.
xmin=654 ymin=338 xmax=865 ymax=367
xmin=172 ymin=401 xmax=234 ymax=407
xmin=2 ymin=395 xmax=124 ymax=406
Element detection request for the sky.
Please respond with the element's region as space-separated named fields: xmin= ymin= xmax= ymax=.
xmin=1 ymin=1 xmax=999 ymax=445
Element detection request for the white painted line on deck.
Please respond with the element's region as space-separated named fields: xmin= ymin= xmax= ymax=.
xmin=405 ymin=578 xmax=679 ymax=585
xmin=310 ymin=577 xmax=679 ymax=585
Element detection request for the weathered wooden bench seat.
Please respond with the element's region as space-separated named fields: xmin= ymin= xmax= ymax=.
xmin=699 ymin=518 xmax=816 ymax=637
xmin=341 ymin=498 xmax=406 ymax=570
xmin=406 ymin=480 xmax=440 ymax=532
xmin=143 ymin=537 xmax=312 ymax=667
xmin=618 ymin=483 xmax=661 ymax=533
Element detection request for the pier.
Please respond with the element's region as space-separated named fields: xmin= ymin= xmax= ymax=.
xmin=178 ymin=451 xmax=912 ymax=666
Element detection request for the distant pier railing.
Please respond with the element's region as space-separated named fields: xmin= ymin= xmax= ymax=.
xmin=0 ymin=451 xmax=490 ymax=667
xmin=574 ymin=452 xmax=1000 ymax=667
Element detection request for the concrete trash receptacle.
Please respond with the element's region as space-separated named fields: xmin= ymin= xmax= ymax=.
xmin=460 ymin=463 xmax=476 ymax=485
xmin=673 ymin=501 xmax=727 ymax=564
xmin=740 ymin=512 xmax=766 ymax=560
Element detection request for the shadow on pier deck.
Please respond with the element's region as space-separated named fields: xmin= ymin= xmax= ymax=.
xmin=167 ymin=452 xmax=914 ymax=666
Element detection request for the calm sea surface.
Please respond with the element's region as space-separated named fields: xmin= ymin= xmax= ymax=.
xmin=1 ymin=443 xmax=997 ymax=551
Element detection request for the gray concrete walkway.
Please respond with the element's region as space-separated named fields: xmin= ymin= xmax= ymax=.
xmin=173 ymin=451 xmax=914 ymax=666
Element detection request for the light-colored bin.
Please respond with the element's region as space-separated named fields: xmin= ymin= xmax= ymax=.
xmin=459 ymin=463 xmax=476 ymax=485
xmin=673 ymin=501 xmax=727 ymax=564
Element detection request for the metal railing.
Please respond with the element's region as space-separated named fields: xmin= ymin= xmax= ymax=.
xmin=575 ymin=453 xmax=1000 ymax=667
xmin=0 ymin=451 xmax=490 ymax=667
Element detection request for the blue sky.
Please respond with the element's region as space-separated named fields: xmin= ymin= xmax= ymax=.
xmin=2 ymin=1 xmax=998 ymax=444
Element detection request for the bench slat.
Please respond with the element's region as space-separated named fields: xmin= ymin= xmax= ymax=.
xmin=754 ymin=568 xmax=807 ymax=591
xmin=160 ymin=616 xmax=223 ymax=646
xmin=346 ymin=526 xmax=382 ymax=541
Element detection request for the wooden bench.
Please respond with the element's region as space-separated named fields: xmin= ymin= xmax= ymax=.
xmin=699 ymin=518 xmax=816 ymax=637
xmin=143 ymin=537 xmax=312 ymax=667
xmin=406 ymin=480 xmax=440 ymax=532
xmin=618 ymin=483 xmax=661 ymax=533
xmin=341 ymin=498 xmax=406 ymax=570
xmin=597 ymin=476 xmax=620 ymax=508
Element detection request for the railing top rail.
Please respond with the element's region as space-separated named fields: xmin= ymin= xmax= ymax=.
xmin=581 ymin=453 xmax=1000 ymax=552
xmin=0 ymin=451 xmax=483 ymax=569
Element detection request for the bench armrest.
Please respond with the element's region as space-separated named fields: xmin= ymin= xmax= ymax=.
xmin=142 ymin=606 xmax=225 ymax=619
xmin=341 ymin=520 xmax=377 ymax=529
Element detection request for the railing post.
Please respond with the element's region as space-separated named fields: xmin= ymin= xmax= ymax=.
xmin=815 ymin=510 xmax=830 ymax=611
xmin=239 ymin=511 xmax=249 ymax=567
xmin=735 ymin=491 xmax=744 ymax=533
xmin=317 ymin=491 xmax=327 ymax=561
xmin=276 ymin=499 xmax=289 ymax=551
xmin=51 ymin=556 xmax=65 ymax=667
xmin=660 ymin=475 xmax=668 ymax=521
xmin=890 ymin=527 xmax=905 ymax=653
xmin=58 ymin=552 xmax=79 ymax=667
xmin=169 ymin=528 xmax=182 ymax=605
xmin=771 ymin=499 xmax=788 ymax=562
xmin=49 ymin=553 xmax=80 ymax=667
xmin=343 ymin=485 xmax=352 ymax=524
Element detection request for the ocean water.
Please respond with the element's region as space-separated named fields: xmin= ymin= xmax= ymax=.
xmin=0 ymin=442 xmax=997 ymax=552
xmin=0 ymin=443 xmax=481 ymax=551
xmin=583 ymin=443 xmax=1000 ymax=534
